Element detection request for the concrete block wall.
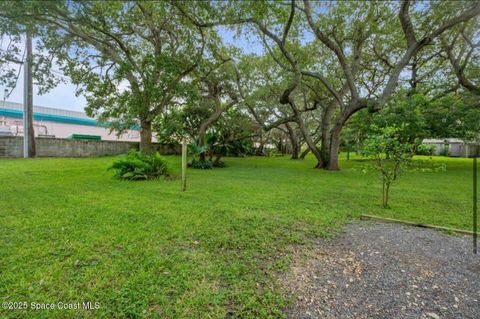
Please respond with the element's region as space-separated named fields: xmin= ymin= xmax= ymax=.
xmin=462 ymin=143 xmax=480 ymax=158
xmin=0 ymin=136 xmax=180 ymax=158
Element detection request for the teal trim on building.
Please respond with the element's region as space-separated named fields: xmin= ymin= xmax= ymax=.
xmin=68 ymin=134 xmax=102 ymax=140
xmin=0 ymin=108 xmax=109 ymax=127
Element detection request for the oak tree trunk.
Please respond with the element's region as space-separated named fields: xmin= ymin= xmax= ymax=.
xmin=198 ymin=124 xmax=207 ymax=162
xmin=299 ymin=135 xmax=321 ymax=159
xmin=299 ymin=148 xmax=309 ymax=159
xmin=327 ymin=125 xmax=342 ymax=170
xmin=140 ymin=119 xmax=153 ymax=154
xmin=285 ymin=123 xmax=299 ymax=159
xmin=317 ymin=115 xmax=346 ymax=171
xmin=292 ymin=111 xmax=323 ymax=168
xmin=198 ymin=104 xmax=225 ymax=162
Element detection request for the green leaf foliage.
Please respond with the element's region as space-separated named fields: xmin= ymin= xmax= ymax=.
xmin=108 ymin=151 xmax=170 ymax=181
xmin=362 ymin=125 xmax=418 ymax=208
xmin=188 ymin=159 xmax=214 ymax=169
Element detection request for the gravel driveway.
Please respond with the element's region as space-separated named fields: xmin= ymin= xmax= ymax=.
xmin=283 ymin=221 xmax=480 ymax=319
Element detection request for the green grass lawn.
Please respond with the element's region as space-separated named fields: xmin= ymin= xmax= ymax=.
xmin=0 ymin=154 xmax=474 ymax=318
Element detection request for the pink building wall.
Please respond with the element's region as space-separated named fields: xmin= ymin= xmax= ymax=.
xmin=0 ymin=115 xmax=142 ymax=141
xmin=0 ymin=101 xmax=157 ymax=142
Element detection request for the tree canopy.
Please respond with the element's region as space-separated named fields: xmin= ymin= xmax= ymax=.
xmin=0 ymin=0 xmax=478 ymax=168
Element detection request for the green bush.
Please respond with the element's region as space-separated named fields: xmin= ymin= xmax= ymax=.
xmin=187 ymin=140 xmax=227 ymax=169
xmin=108 ymin=151 xmax=169 ymax=180
xmin=188 ymin=159 xmax=213 ymax=169
xmin=417 ymin=144 xmax=436 ymax=156
xmin=212 ymin=159 xmax=226 ymax=168
xmin=441 ymin=144 xmax=450 ymax=157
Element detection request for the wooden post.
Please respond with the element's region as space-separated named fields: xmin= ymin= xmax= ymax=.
xmin=181 ymin=139 xmax=187 ymax=191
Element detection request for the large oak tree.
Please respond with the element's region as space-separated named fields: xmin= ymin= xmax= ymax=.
xmin=179 ymin=0 xmax=480 ymax=169
xmin=1 ymin=1 xmax=218 ymax=153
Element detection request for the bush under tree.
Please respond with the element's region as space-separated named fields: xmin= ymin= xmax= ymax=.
xmin=108 ymin=151 xmax=170 ymax=180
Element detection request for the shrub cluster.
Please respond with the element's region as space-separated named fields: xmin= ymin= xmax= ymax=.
xmin=188 ymin=159 xmax=213 ymax=169
xmin=212 ymin=159 xmax=226 ymax=168
xmin=187 ymin=159 xmax=226 ymax=169
xmin=416 ymin=144 xmax=437 ymax=156
xmin=109 ymin=151 xmax=169 ymax=180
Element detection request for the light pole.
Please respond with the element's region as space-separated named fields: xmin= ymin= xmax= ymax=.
xmin=1 ymin=89 xmax=7 ymax=128
xmin=2 ymin=89 xmax=7 ymax=108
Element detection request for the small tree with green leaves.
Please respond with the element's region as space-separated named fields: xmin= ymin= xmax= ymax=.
xmin=362 ymin=125 xmax=416 ymax=208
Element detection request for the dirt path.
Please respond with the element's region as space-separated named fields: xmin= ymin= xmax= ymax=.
xmin=283 ymin=221 xmax=480 ymax=319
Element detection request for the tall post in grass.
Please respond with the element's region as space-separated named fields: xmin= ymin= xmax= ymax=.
xmin=473 ymin=156 xmax=477 ymax=254
xmin=181 ymin=139 xmax=187 ymax=191
xmin=23 ymin=29 xmax=35 ymax=158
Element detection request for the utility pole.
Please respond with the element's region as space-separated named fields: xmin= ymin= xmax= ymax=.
xmin=3 ymin=89 xmax=7 ymax=108
xmin=23 ymin=29 xmax=35 ymax=158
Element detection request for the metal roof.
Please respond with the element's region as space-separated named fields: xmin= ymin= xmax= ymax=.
xmin=2 ymin=101 xmax=90 ymax=118
xmin=0 ymin=101 xmax=106 ymax=127
xmin=422 ymin=138 xmax=466 ymax=144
